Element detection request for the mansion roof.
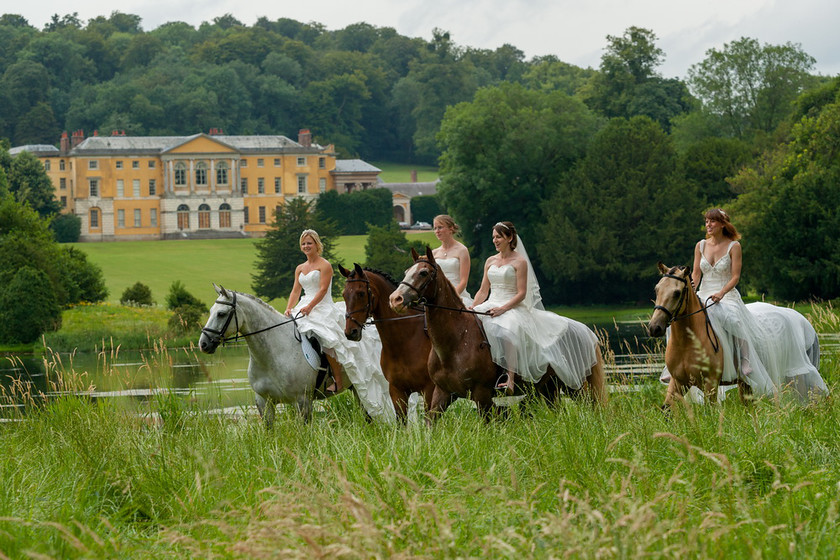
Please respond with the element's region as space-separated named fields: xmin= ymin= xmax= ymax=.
xmin=333 ymin=159 xmax=381 ymax=174
xmin=9 ymin=145 xmax=60 ymax=156
xmin=69 ymin=133 xmax=323 ymax=156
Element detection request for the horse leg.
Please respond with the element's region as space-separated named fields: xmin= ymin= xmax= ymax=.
xmin=259 ymin=395 xmax=276 ymax=429
xmin=703 ymin=375 xmax=719 ymax=404
xmin=295 ymin=395 xmax=313 ymax=423
xmin=737 ymin=379 xmax=753 ymax=405
xmin=389 ymin=385 xmax=410 ymax=422
xmin=471 ymin=385 xmax=496 ymax=421
xmin=663 ymin=377 xmax=686 ymax=409
xmin=428 ymin=386 xmax=455 ymax=423
xmin=584 ymin=349 xmax=608 ymax=406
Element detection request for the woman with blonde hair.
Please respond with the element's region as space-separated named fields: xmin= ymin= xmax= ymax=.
xmin=431 ymin=214 xmax=472 ymax=305
xmin=285 ymin=229 xmax=396 ymax=422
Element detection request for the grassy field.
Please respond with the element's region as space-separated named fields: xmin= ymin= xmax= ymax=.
xmin=371 ymin=161 xmax=439 ymax=183
xmin=71 ymin=232 xmax=437 ymax=308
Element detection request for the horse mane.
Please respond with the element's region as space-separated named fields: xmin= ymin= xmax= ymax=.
xmin=232 ymin=290 xmax=284 ymax=316
xmin=361 ymin=267 xmax=400 ymax=289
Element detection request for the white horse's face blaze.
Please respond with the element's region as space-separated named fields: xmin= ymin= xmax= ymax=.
xmin=199 ymin=299 xmax=234 ymax=354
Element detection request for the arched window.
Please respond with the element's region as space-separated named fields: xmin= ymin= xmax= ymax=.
xmin=198 ymin=203 xmax=211 ymax=229
xmin=216 ymin=161 xmax=229 ymax=185
xmin=89 ymin=208 xmax=101 ymax=230
xmin=177 ymin=204 xmax=190 ymax=230
xmin=195 ymin=161 xmax=208 ymax=186
xmin=219 ymin=203 xmax=231 ymax=228
xmin=174 ymin=162 xmax=187 ymax=186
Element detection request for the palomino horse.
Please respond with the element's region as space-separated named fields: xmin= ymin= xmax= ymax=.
xmin=198 ymin=284 xmax=350 ymax=427
xmin=647 ymin=262 xmax=824 ymax=407
xmin=339 ymin=263 xmax=436 ymax=420
xmin=389 ymin=247 xmax=607 ymax=418
xmin=647 ymin=264 xmax=728 ymax=407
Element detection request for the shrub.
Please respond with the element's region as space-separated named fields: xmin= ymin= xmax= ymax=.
xmin=168 ymin=304 xmax=207 ymax=334
xmin=0 ymin=266 xmax=62 ymax=343
xmin=50 ymin=213 xmax=82 ymax=243
xmin=120 ymin=282 xmax=154 ymax=306
xmin=166 ymin=280 xmax=206 ymax=311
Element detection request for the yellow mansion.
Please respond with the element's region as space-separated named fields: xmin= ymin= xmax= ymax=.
xmin=13 ymin=129 xmax=380 ymax=241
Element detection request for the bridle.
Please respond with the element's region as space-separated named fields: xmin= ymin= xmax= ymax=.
xmin=201 ymin=291 xmax=301 ymax=346
xmin=398 ymin=257 xmax=439 ymax=305
xmin=345 ymin=271 xmax=425 ymax=330
xmin=653 ymin=270 xmax=720 ymax=352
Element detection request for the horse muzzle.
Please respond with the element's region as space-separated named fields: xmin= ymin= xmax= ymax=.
xmin=198 ymin=331 xmax=220 ymax=354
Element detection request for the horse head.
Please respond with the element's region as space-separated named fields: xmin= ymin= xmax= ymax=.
xmin=198 ymin=283 xmax=238 ymax=354
xmin=389 ymin=246 xmax=438 ymax=313
xmin=647 ymin=262 xmax=692 ymax=337
xmin=340 ymin=263 xmax=371 ymax=341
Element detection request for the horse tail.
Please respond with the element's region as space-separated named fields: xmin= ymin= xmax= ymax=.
xmin=586 ymin=346 xmax=608 ymax=406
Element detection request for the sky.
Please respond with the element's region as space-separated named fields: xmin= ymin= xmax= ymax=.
xmin=8 ymin=0 xmax=840 ymax=78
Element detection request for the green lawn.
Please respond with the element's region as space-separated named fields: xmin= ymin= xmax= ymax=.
xmin=71 ymin=232 xmax=438 ymax=308
xmin=371 ymin=161 xmax=439 ymax=183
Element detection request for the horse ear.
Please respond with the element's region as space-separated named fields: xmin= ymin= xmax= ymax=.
xmin=410 ymin=247 xmax=419 ymax=261
xmin=657 ymin=262 xmax=669 ymax=275
xmin=426 ymin=245 xmax=435 ymax=262
xmin=354 ymin=262 xmax=365 ymax=277
xmin=338 ymin=264 xmax=350 ymax=278
xmin=217 ymin=284 xmax=229 ymax=298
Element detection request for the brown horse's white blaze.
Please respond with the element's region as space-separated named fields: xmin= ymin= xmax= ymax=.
xmin=340 ymin=263 xmax=436 ymax=421
xmin=648 ymin=262 xmax=730 ymax=407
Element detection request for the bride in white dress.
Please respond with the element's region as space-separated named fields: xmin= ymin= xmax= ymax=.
xmin=431 ymin=214 xmax=472 ymax=306
xmin=469 ymin=221 xmax=599 ymax=394
xmin=669 ymin=209 xmax=827 ymax=401
xmin=285 ymin=230 xmax=396 ymax=422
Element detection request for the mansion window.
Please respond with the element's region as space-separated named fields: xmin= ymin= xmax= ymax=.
xmin=274 ymin=178 xmax=281 ymax=193
xmin=60 ymin=196 xmax=66 ymax=207
xmin=117 ymin=179 xmax=124 ymax=197
xmin=149 ymin=161 xmax=156 ymax=168
xmin=318 ymin=157 xmax=326 ymax=169
xmin=297 ymin=175 xmax=307 ymax=194
xmin=132 ymin=161 xmax=139 ymax=169
xmin=88 ymin=160 xmax=98 ymax=170
xmin=195 ymin=162 xmax=208 ymax=186
xmin=259 ymin=206 xmax=266 ymax=224
xmin=133 ymin=179 xmax=140 ymax=197
xmin=59 ymin=160 xmax=65 ymax=171
xmin=296 ymin=157 xmax=306 ymax=167
xmin=116 ymin=161 xmax=123 ymax=169
xmin=150 ymin=208 xmax=158 ymax=227
xmin=44 ymin=160 xmax=51 ymax=171
xmin=274 ymin=158 xmax=281 ymax=167
xmin=89 ymin=179 xmax=99 ymax=197
xmin=149 ymin=179 xmax=156 ymax=196
xmin=198 ymin=204 xmax=211 ymax=229
xmin=174 ymin=162 xmax=187 ymax=186
xmin=118 ymin=209 xmax=125 ymax=228
xmin=217 ymin=162 xmax=229 ymax=185
xmin=177 ymin=204 xmax=190 ymax=230
xmin=134 ymin=209 xmax=141 ymax=227
xmin=89 ymin=208 xmax=100 ymax=229
xmin=257 ymin=158 xmax=264 ymax=167
xmin=244 ymin=207 xmax=249 ymax=224
xmin=59 ymin=178 xmax=66 ymax=189
xmin=319 ymin=178 xmax=326 ymax=193
xmin=219 ymin=203 xmax=231 ymax=228
xmin=258 ymin=178 xmax=265 ymax=194
xmin=240 ymin=178 xmax=248 ymax=194
xmin=241 ymin=159 xmax=247 ymax=168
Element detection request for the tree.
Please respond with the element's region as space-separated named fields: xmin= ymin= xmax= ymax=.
xmin=0 ymin=265 xmax=61 ymax=343
xmin=730 ymin=92 xmax=840 ymax=300
xmin=363 ymin=222 xmax=427 ymax=280
xmin=537 ymin=116 xmax=700 ymax=304
xmin=682 ymin=136 xmax=754 ymax=206
xmin=315 ymin=188 xmax=393 ymax=235
xmin=120 ymin=282 xmax=154 ymax=306
xmin=5 ymin=150 xmax=61 ymax=218
xmin=54 ymin=247 xmax=108 ymax=304
xmin=165 ymin=280 xmax=206 ymax=311
xmin=688 ymin=38 xmax=817 ymax=138
xmin=437 ymin=82 xmax=601 ymax=260
xmin=409 ymin=195 xmax=443 ymax=224
xmin=252 ymin=197 xmax=341 ymax=301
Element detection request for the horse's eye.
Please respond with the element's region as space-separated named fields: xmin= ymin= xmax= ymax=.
xmin=419 ymin=270 xmax=428 ymax=277
xmin=672 ymin=289 xmax=680 ymax=299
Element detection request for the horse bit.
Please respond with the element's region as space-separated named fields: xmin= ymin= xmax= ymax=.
xmin=201 ymin=291 xmax=301 ymax=345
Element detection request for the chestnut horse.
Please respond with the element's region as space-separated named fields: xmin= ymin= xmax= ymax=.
xmin=339 ymin=263 xmax=436 ymax=420
xmin=389 ymin=247 xmax=607 ymax=418
xmin=647 ymin=263 xmax=738 ymax=407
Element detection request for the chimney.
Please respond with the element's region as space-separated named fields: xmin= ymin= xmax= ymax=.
xmin=298 ymin=129 xmax=312 ymax=147
xmin=71 ymin=130 xmax=85 ymax=148
xmin=411 ymin=170 xmax=418 ymax=183
xmin=60 ymin=131 xmax=69 ymax=153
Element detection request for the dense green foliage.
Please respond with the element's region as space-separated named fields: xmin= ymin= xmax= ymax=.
xmin=315 ymin=188 xmax=393 ymax=234
xmin=0 ymin=265 xmax=61 ymax=343
xmin=363 ymin=222 xmax=427 ymax=279
xmin=165 ymin=280 xmax=205 ymax=311
xmin=251 ymin=197 xmax=342 ymax=300
xmin=120 ymin=281 xmax=154 ymax=306
xmin=409 ymin=194 xmax=443 ymax=224
xmin=49 ymin=212 xmax=81 ymax=242
xmin=537 ymin=117 xmax=699 ymax=303
xmin=731 ymin=81 xmax=840 ymax=300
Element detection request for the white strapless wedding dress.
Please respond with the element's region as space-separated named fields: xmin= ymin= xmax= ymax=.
xmin=437 ymin=257 xmax=473 ymax=306
xmin=691 ymin=240 xmax=827 ymax=400
xmin=472 ymin=264 xmax=598 ymax=389
xmin=290 ymin=270 xmax=396 ymax=422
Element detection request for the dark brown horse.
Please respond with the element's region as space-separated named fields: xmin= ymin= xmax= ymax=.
xmin=647 ymin=263 xmax=735 ymax=407
xmin=339 ymin=263 xmax=436 ymax=420
xmin=389 ymin=247 xmax=607 ymax=418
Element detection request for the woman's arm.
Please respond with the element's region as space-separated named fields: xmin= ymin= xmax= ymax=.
xmin=470 ymin=258 xmax=493 ymax=308
xmin=711 ymin=242 xmax=742 ymax=302
xmin=284 ymin=264 xmax=304 ymax=316
xmin=691 ymin=241 xmax=703 ymax=289
xmin=299 ymin=259 xmax=333 ymax=315
xmin=455 ymin=243 xmax=471 ymax=295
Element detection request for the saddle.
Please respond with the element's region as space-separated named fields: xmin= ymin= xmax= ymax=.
xmin=299 ymin=332 xmax=339 ymax=395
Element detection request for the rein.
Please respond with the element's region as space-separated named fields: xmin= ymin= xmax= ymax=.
xmin=201 ymin=292 xmax=301 ymax=345
xmin=344 ymin=275 xmax=425 ymax=330
xmin=654 ymin=272 xmax=721 ymax=353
